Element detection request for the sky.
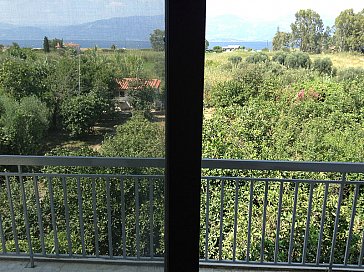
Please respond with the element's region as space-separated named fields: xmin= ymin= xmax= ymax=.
xmin=0 ymin=0 xmax=363 ymax=28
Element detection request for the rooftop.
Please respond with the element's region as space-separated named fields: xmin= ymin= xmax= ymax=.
xmin=116 ymin=78 xmax=161 ymax=90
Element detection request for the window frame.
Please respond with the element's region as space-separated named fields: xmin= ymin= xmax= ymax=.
xmin=165 ymin=0 xmax=206 ymax=271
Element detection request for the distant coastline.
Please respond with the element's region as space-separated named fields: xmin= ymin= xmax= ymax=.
xmin=0 ymin=40 xmax=152 ymax=49
xmin=0 ymin=40 xmax=272 ymax=50
xmin=209 ymin=41 xmax=272 ymax=50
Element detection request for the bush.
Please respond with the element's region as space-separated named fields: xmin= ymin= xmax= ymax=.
xmin=272 ymin=52 xmax=287 ymax=65
xmin=228 ymin=56 xmax=242 ymax=65
xmin=336 ymin=67 xmax=364 ymax=81
xmin=313 ymin=57 xmax=334 ymax=75
xmin=284 ymin=52 xmax=311 ymax=69
xmin=245 ymin=52 xmax=269 ymax=63
xmin=61 ymin=92 xmax=107 ymax=137
xmin=213 ymin=46 xmax=223 ymax=53
xmin=101 ymin=113 xmax=165 ymax=158
xmin=0 ymin=95 xmax=50 ymax=154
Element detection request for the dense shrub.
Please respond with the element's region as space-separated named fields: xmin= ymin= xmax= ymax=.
xmin=284 ymin=52 xmax=311 ymax=69
xmin=272 ymin=51 xmax=287 ymax=65
xmin=61 ymin=92 xmax=107 ymax=137
xmin=101 ymin=113 xmax=165 ymax=158
xmin=313 ymin=57 xmax=335 ymax=75
xmin=245 ymin=52 xmax=269 ymax=63
xmin=336 ymin=67 xmax=364 ymax=81
xmin=0 ymin=95 xmax=50 ymax=154
xmin=228 ymin=56 xmax=242 ymax=65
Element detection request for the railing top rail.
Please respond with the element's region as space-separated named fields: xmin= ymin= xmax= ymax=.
xmin=0 ymin=155 xmax=165 ymax=168
xmin=201 ymin=159 xmax=364 ymax=173
xmin=0 ymin=156 xmax=363 ymax=173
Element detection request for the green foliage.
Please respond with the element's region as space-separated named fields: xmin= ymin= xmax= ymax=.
xmin=284 ymin=52 xmax=311 ymax=69
xmin=60 ymin=92 xmax=107 ymax=137
xmin=205 ymin=39 xmax=210 ymax=50
xmin=291 ymin=9 xmax=324 ymax=53
xmin=128 ymin=86 xmax=157 ymax=112
xmin=313 ymin=57 xmax=335 ymax=75
xmin=245 ymin=52 xmax=269 ymax=64
xmin=149 ymin=29 xmax=165 ymax=51
xmin=0 ymin=58 xmax=48 ymax=100
xmin=213 ymin=46 xmax=223 ymax=53
xmin=272 ymin=51 xmax=287 ymax=65
xmin=0 ymin=95 xmax=50 ymax=154
xmin=43 ymin=36 xmax=50 ymax=53
xmin=334 ymin=9 xmax=364 ymax=52
xmin=101 ymin=114 xmax=165 ymax=158
xmin=228 ymin=56 xmax=242 ymax=66
xmin=272 ymin=31 xmax=291 ymax=51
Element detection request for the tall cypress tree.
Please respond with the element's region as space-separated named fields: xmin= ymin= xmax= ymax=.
xmin=43 ymin=36 xmax=50 ymax=53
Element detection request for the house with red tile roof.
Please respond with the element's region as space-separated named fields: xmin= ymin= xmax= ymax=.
xmin=115 ymin=78 xmax=162 ymax=110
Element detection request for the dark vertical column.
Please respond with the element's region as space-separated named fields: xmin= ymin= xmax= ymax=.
xmin=165 ymin=0 xmax=206 ymax=271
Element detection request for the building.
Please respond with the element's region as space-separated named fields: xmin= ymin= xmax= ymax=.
xmin=222 ymin=45 xmax=241 ymax=51
xmin=115 ymin=77 xmax=162 ymax=110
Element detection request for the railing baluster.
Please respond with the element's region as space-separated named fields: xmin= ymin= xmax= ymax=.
xmin=33 ymin=176 xmax=45 ymax=256
xmin=288 ymin=181 xmax=299 ymax=264
xmin=260 ymin=180 xmax=269 ymax=263
xmin=316 ymin=182 xmax=329 ymax=265
xmin=246 ymin=180 xmax=253 ymax=262
xmin=77 ymin=177 xmax=86 ymax=257
xmin=91 ymin=178 xmax=99 ymax=257
xmin=5 ymin=175 xmax=19 ymax=254
xmin=0 ymin=213 xmax=6 ymax=254
xmin=18 ymin=166 xmax=34 ymax=268
xmin=344 ymin=184 xmax=359 ymax=265
xmin=62 ymin=176 xmax=72 ymax=256
xmin=219 ymin=179 xmax=225 ymax=261
xmin=149 ymin=178 xmax=154 ymax=259
xmin=302 ymin=182 xmax=314 ymax=264
xmin=0 ymin=181 xmax=5 ymax=254
xmin=106 ymin=177 xmax=113 ymax=258
xmin=359 ymin=225 xmax=364 ymax=266
xmin=120 ymin=178 xmax=126 ymax=259
xmin=205 ymin=178 xmax=210 ymax=261
xmin=135 ymin=178 xmax=140 ymax=259
xmin=48 ymin=176 xmax=59 ymax=256
xmin=329 ymin=173 xmax=345 ymax=268
xmin=274 ymin=181 xmax=284 ymax=263
xmin=233 ymin=179 xmax=239 ymax=262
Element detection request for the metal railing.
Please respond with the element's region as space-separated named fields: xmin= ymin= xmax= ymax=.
xmin=200 ymin=159 xmax=364 ymax=271
xmin=0 ymin=156 xmax=364 ymax=271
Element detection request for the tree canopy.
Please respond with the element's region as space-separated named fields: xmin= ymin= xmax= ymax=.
xmin=150 ymin=29 xmax=165 ymax=51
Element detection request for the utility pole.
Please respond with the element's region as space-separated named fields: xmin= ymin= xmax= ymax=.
xmin=78 ymin=52 xmax=81 ymax=94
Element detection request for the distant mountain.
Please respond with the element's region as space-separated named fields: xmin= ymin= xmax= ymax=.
xmin=0 ymin=15 xmax=164 ymax=41
xmin=206 ymin=15 xmax=280 ymax=42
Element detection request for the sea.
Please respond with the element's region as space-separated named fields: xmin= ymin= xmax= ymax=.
xmin=0 ymin=40 xmax=272 ymax=50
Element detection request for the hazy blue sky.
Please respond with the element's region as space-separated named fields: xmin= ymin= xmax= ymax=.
xmin=0 ymin=0 xmax=164 ymax=26
xmin=0 ymin=0 xmax=363 ymax=27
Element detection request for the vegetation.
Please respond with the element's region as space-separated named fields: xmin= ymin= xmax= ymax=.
xmin=150 ymin=29 xmax=165 ymax=51
xmin=273 ymin=8 xmax=364 ymax=53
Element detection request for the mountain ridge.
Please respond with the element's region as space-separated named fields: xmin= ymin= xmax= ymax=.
xmin=0 ymin=15 xmax=165 ymax=41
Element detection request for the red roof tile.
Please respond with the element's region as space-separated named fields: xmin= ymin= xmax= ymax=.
xmin=116 ymin=78 xmax=161 ymax=90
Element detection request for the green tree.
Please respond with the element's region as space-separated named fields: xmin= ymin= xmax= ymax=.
xmin=272 ymin=31 xmax=291 ymax=51
xmin=101 ymin=113 xmax=165 ymax=158
xmin=0 ymin=95 xmax=50 ymax=154
xmin=213 ymin=46 xmax=223 ymax=53
xmin=334 ymin=9 xmax=364 ymax=52
xmin=150 ymin=29 xmax=165 ymax=51
xmin=205 ymin=39 xmax=210 ymax=50
xmin=60 ymin=92 xmax=107 ymax=137
xmin=290 ymin=9 xmax=324 ymax=53
xmin=43 ymin=36 xmax=50 ymax=53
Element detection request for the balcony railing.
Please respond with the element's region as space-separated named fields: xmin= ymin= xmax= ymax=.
xmin=0 ymin=156 xmax=363 ymax=271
